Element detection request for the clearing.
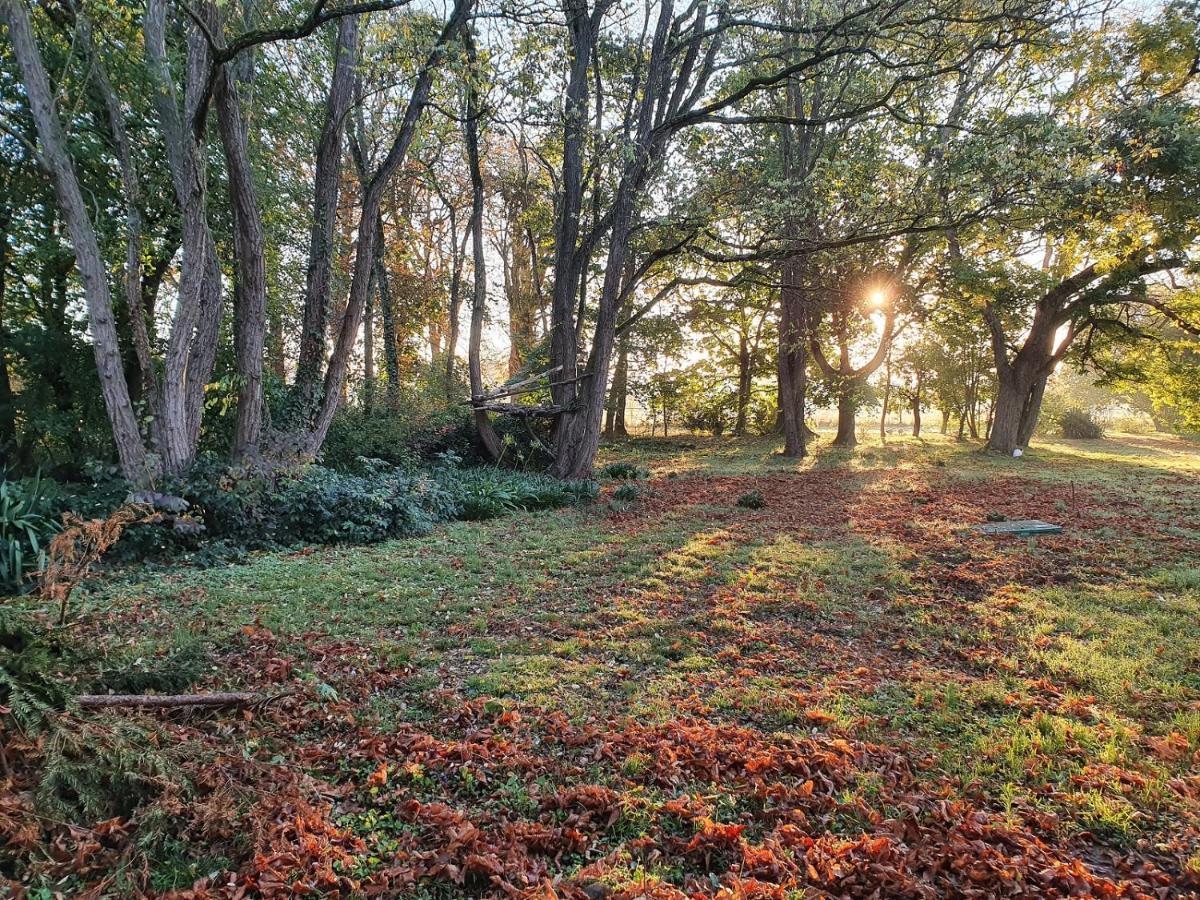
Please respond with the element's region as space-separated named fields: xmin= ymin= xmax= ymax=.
xmin=7 ymin=433 xmax=1200 ymax=898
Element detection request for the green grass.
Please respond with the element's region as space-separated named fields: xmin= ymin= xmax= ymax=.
xmin=18 ymin=429 xmax=1200 ymax=894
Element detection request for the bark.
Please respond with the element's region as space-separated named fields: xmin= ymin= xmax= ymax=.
xmin=1 ymin=0 xmax=150 ymax=482
xmin=734 ymin=334 xmax=751 ymax=436
xmin=0 ymin=204 xmax=13 ymax=444
xmin=79 ymin=14 xmax=157 ymax=408
xmin=545 ymin=1 xmax=598 ymax=443
xmin=463 ymin=43 xmax=501 ymax=461
xmin=604 ymin=336 xmax=630 ymax=438
xmin=214 ymin=56 xmax=268 ymax=463
xmin=374 ymin=213 xmax=400 ymax=404
xmin=777 ymin=263 xmax=808 ymax=457
xmin=1016 ymin=374 xmax=1047 ymax=447
xmin=445 ymin=206 xmax=465 ymax=385
xmin=363 ymin=267 xmax=375 ymax=412
xmin=879 ymin=353 xmax=891 ymax=442
xmin=294 ymin=15 xmax=359 ymax=415
xmin=833 ymin=385 xmax=858 ymax=448
xmin=145 ymin=0 xmax=224 ymax=474
xmin=911 ymin=375 xmax=922 ymax=437
xmin=77 ymin=692 xmax=258 ymax=709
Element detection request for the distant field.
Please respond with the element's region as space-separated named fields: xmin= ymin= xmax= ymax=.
xmin=12 ymin=432 xmax=1200 ymax=897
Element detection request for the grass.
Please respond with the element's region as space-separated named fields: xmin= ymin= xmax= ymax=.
xmin=9 ymin=429 xmax=1200 ymax=896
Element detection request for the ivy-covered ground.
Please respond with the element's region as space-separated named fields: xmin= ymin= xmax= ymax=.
xmin=4 ymin=433 xmax=1200 ymax=898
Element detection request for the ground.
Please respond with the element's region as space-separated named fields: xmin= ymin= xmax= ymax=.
xmin=5 ymin=433 xmax=1200 ymax=898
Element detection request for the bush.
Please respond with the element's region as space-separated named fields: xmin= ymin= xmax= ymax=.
xmin=599 ymin=462 xmax=650 ymax=480
xmin=1 ymin=473 xmax=60 ymax=595
xmin=1059 ymin=408 xmax=1104 ymax=439
xmin=443 ymin=467 xmax=597 ymax=521
xmin=736 ymin=490 xmax=766 ymax=510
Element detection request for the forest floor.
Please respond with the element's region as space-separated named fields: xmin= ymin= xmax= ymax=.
xmin=6 ymin=432 xmax=1200 ymax=898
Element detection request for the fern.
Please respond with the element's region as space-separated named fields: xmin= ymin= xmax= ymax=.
xmin=37 ymin=718 xmax=180 ymax=820
xmin=0 ymin=608 xmax=68 ymax=734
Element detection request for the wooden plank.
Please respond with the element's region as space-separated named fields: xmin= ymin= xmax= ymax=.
xmin=973 ymin=519 xmax=1063 ymax=536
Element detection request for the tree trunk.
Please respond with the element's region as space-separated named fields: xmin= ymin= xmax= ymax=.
xmin=373 ymin=213 xmax=400 ymax=406
xmin=363 ymin=266 xmax=375 ymax=412
xmin=987 ymin=371 xmax=1029 ymax=454
xmin=833 ymin=385 xmax=858 ymax=448
xmin=294 ymin=15 xmax=358 ymax=417
xmin=777 ymin=261 xmax=808 ymax=457
xmin=1 ymin=0 xmax=150 ymax=482
xmin=463 ymin=43 xmax=501 ymax=461
xmin=445 ymin=210 xmax=468 ymax=389
xmin=734 ymin=334 xmax=751 ymax=436
xmin=1016 ymin=374 xmax=1047 ymax=447
xmin=911 ymin=392 xmax=922 ymax=437
xmin=214 ymin=59 xmax=267 ymax=464
xmin=879 ymin=354 xmax=891 ymax=443
xmin=145 ymin=0 xmax=224 ymax=474
xmin=0 ymin=205 xmax=14 ymax=445
xmin=604 ymin=335 xmax=629 ymax=439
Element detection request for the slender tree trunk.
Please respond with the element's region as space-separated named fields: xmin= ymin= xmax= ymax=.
xmin=463 ymin=42 xmax=501 ymax=461
xmin=363 ymin=267 xmax=375 ymax=412
xmin=1 ymin=0 xmax=149 ymax=481
xmin=295 ymin=15 xmax=358 ymax=416
xmin=880 ymin=353 xmax=891 ymax=442
xmin=734 ymin=334 xmax=751 ymax=436
xmin=0 ymin=206 xmax=14 ymax=444
xmin=911 ymin=379 xmax=922 ymax=437
xmin=445 ymin=209 xmax=465 ymax=386
xmin=80 ymin=14 xmax=157 ymax=409
xmin=214 ymin=58 xmax=267 ymax=463
xmin=604 ymin=334 xmax=631 ymax=439
xmin=375 ymin=213 xmax=400 ymax=405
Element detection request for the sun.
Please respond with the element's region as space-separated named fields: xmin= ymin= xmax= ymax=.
xmin=866 ymin=288 xmax=889 ymax=309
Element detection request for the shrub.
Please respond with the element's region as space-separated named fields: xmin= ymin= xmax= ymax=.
xmin=1 ymin=473 xmax=60 ymax=595
xmin=736 ymin=490 xmax=766 ymax=510
xmin=599 ymin=462 xmax=650 ymax=480
xmin=1060 ymin=408 xmax=1104 ymax=439
xmin=443 ymin=467 xmax=597 ymax=521
xmin=609 ymin=482 xmax=643 ymax=511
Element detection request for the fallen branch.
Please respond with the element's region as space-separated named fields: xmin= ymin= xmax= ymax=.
xmin=76 ymin=691 xmax=258 ymax=710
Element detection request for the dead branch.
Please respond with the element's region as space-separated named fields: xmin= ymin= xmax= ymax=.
xmin=76 ymin=691 xmax=258 ymax=710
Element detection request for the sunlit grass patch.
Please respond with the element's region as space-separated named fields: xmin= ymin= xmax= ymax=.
xmin=1012 ymin=583 xmax=1200 ymax=710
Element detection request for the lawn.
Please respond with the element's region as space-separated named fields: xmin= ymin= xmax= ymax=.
xmin=5 ymin=433 xmax=1200 ymax=897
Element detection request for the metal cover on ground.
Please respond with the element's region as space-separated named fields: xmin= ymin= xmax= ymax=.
xmin=973 ymin=519 xmax=1063 ymax=536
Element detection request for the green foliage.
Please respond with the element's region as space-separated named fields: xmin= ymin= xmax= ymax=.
xmin=93 ymin=633 xmax=211 ymax=695
xmin=445 ymin=467 xmax=598 ymax=521
xmin=736 ymin=490 xmax=766 ymax=510
xmin=0 ymin=608 xmax=68 ymax=734
xmin=1 ymin=472 xmax=60 ymax=595
xmin=322 ymin=406 xmax=467 ymax=471
xmin=599 ymin=462 xmax=650 ymax=480
xmin=609 ymin=482 xmax=643 ymax=511
xmin=37 ymin=718 xmax=178 ymax=820
xmin=1060 ymin=408 xmax=1105 ymax=439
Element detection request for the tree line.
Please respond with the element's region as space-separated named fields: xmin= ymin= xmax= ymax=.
xmin=1 ymin=0 xmax=1198 ymax=484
